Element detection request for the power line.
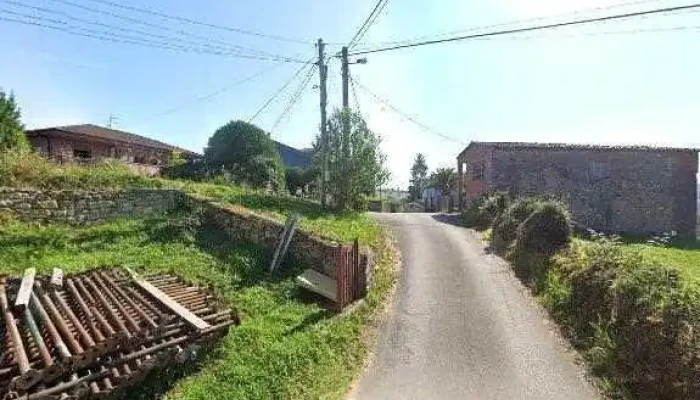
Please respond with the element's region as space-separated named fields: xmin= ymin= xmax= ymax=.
xmin=0 ymin=0 xmax=292 ymax=59
xmin=270 ymin=65 xmax=317 ymax=132
xmin=348 ymin=0 xmax=390 ymax=49
xmin=0 ymin=11 xmax=310 ymax=63
xmin=40 ymin=0 xmax=305 ymax=60
xmin=74 ymin=0 xmax=312 ymax=44
xmin=352 ymin=77 xmax=465 ymax=145
xmin=349 ymin=2 xmax=700 ymax=55
xmin=472 ymin=24 xmax=700 ymax=42
xmin=349 ymin=71 xmax=363 ymax=116
xmin=133 ymin=63 xmax=286 ymax=126
xmin=248 ymin=61 xmax=315 ymax=123
xmin=352 ymin=0 xmax=675 ymax=50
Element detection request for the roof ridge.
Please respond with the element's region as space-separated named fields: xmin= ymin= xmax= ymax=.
xmin=465 ymin=141 xmax=698 ymax=153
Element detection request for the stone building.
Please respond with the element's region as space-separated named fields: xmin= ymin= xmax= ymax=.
xmin=457 ymin=141 xmax=698 ymax=236
xmin=26 ymin=124 xmax=193 ymax=174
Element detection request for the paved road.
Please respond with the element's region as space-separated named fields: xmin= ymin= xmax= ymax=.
xmin=352 ymin=213 xmax=600 ymax=400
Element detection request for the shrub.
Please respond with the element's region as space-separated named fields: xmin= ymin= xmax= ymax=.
xmin=515 ymin=201 xmax=572 ymax=257
xmin=547 ymin=237 xmax=700 ymax=399
xmin=490 ymin=197 xmax=541 ymax=253
xmin=461 ymin=191 xmax=510 ymax=229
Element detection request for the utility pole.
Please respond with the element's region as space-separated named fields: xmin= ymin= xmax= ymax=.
xmin=341 ymin=47 xmax=350 ymax=109
xmin=317 ymin=39 xmax=328 ymax=208
xmin=107 ymin=114 xmax=119 ymax=128
xmin=340 ymin=47 xmax=351 ymax=206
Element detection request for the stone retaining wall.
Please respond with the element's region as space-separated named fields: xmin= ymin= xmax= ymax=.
xmin=0 ymin=188 xmax=181 ymax=225
xmin=187 ymin=196 xmax=340 ymax=278
xmin=0 ymin=188 xmax=366 ymax=282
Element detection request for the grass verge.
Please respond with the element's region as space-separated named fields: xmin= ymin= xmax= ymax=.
xmin=0 ymin=213 xmax=396 ymax=399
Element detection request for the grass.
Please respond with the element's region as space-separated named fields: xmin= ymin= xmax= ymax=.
xmin=622 ymin=242 xmax=700 ymax=283
xmin=0 ymin=152 xmax=382 ymax=246
xmin=165 ymin=180 xmax=383 ymax=245
xmin=0 ymin=213 xmax=396 ymax=399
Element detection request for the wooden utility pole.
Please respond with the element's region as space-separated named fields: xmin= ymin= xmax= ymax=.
xmin=317 ymin=38 xmax=328 ymax=208
xmin=341 ymin=47 xmax=350 ymax=110
xmin=340 ymin=46 xmax=351 ymax=205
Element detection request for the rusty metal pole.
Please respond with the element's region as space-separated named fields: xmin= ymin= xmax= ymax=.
xmin=1 ymin=278 xmax=41 ymax=390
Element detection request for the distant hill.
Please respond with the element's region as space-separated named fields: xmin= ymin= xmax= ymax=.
xmin=275 ymin=141 xmax=313 ymax=169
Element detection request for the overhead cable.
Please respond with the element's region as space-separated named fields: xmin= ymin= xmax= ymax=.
xmin=348 ymin=0 xmax=390 ymax=49
xmin=248 ymin=61 xmax=315 ymax=123
xmin=271 ymin=65 xmax=317 ymax=132
xmin=0 ymin=11 xmax=309 ymax=62
xmin=348 ymin=2 xmax=700 ymax=55
xmin=41 ymin=0 xmax=304 ymax=60
xmin=352 ymin=77 xmax=465 ymax=145
xmin=68 ymin=0 xmax=313 ymax=44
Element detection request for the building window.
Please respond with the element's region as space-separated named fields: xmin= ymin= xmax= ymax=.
xmin=73 ymin=149 xmax=91 ymax=160
xmin=588 ymin=160 xmax=609 ymax=181
xmin=471 ymin=161 xmax=486 ymax=181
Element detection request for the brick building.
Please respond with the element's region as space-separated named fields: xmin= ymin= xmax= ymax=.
xmin=26 ymin=124 xmax=193 ymax=173
xmin=457 ymin=142 xmax=698 ymax=236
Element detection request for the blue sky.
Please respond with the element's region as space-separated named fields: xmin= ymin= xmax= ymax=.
xmin=2 ymin=0 xmax=699 ymax=188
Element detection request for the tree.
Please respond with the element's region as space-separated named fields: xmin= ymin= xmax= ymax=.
xmin=286 ymin=166 xmax=319 ymax=195
xmin=204 ymin=120 xmax=285 ymax=190
xmin=408 ymin=153 xmax=428 ymax=201
xmin=429 ymin=167 xmax=457 ymax=195
xmin=0 ymin=90 xmax=29 ymax=153
xmin=313 ymin=109 xmax=388 ymax=211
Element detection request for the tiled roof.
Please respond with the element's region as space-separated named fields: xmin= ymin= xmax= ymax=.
xmin=27 ymin=124 xmax=195 ymax=154
xmin=274 ymin=141 xmax=313 ymax=169
xmin=461 ymin=141 xmax=699 ymax=156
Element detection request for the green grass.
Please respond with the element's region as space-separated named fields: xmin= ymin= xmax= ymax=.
xmin=1 ymin=151 xmax=382 ymax=246
xmin=623 ymin=242 xmax=700 ymax=283
xmin=165 ymin=180 xmax=383 ymax=246
xmin=0 ymin=214 xmax=396 ymax=400
xmin=573 ymin=237 xmax=700 ymax=284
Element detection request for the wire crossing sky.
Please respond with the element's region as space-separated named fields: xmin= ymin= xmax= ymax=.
xmin=3 ymin=0 xmax=700 ymax=187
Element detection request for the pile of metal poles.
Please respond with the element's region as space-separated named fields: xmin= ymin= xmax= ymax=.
xmin=1 ymin=267 xmax=239 ymax=400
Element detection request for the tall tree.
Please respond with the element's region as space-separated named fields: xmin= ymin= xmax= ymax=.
xmin=204 ymin=120 xmax=285 ymax=190
xmin=0 ymin=90 xmax=29 ymax=153
xmin=409 ymin=153 xmax=428 ymax=201
xmin=429 ymin=167 xmax=457 ymax=195
xmin=314 ymin=109 xmax=389 ymax=211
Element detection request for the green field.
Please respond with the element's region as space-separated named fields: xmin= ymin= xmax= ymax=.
xmin=621 ymin=240 xmax=700 ymax=283
xmin=0 ymin=210 xmax=395 ymax=399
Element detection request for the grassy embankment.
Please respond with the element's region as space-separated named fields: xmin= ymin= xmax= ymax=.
xmin=462 ymin=194 xmax=700 ymax=400
xmin=0 ymin=154 xmax=396 ymax=399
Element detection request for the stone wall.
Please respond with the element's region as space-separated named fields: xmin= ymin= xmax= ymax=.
xmin=461 ymin=147 xmax=698 ymax=236
xmin=0 ymin=188 xmax=181 ymax=224
xmin=0 ymin=188 xmax=369 ymax=282
xmin=187 ymin=196 xmax=340 ymax=278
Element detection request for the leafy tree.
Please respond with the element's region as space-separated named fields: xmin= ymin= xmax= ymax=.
xmin=0 ymin=90 xmax=29 ymax=153
xmin=408 ymin=153 xmax=428 ymax=201
xmin=204 ymin=120 xmax=285 ymax=190
xmin=429 ymin=167 xmax=457 ymax=195
xmin=313 ymin=109 xmax=389 ymax=211
xmin=285 ymin=166 xmax=319 ymax=195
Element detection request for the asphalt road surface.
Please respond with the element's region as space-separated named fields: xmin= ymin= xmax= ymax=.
xmin=352 ymin=213 xmax=600 ymax=400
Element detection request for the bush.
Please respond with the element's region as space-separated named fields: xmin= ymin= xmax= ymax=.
xmin=544 ymin=238 xmax=700 ymax=399
xmin=461 ymin=191 xmax=510 ymax=229
xmin=490 ymin=197 xmax=541 ymax=253
xmin=515 ymin=201 xmax=571 ymax=256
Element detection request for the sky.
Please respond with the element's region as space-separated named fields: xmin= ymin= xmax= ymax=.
xmin=2 ymin=0 xmax=700 ymax=188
